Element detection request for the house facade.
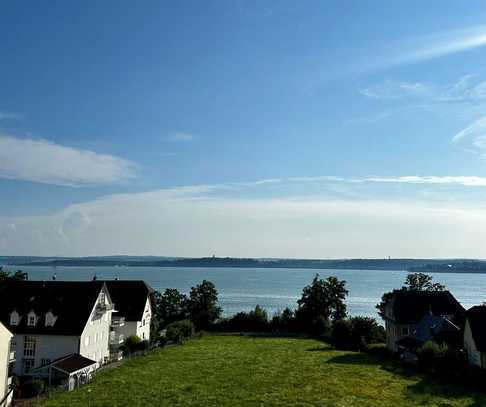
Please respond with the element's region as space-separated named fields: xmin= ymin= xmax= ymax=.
xmin=382 ymin=289 xmax=465 ymax=353
xmin=0 ymin=322 xmax=13 ymax=407
xmin=103 ymin=281 xmax=153 ymax=352
xmin=464 ymin=305 xmax=486 ymax=369
xmin=0 ymin=281 xmax=114 ymax=377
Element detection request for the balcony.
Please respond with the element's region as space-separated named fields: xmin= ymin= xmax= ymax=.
xmin=96 ymin=302 xmax=114 ymax=313
xmin=111 ymin=316 xmax=125 ymax=327
xmin=109 ymin=332 xmax=125 ymax=346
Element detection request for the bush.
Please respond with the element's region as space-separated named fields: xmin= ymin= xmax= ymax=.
xmin=166 ymin=319 xmax=194 ymax=344
xmin=123 ymin=335 xmax=142 ymax=354
xmin=331 ymin=319 xmax=353 ymax=349
xmin=311 ymin=315 xmax=331 ymax=338
xmin=210 ymin=305 xmax=269 ymax=332
xmin=417 ymin=341 xmax=448 ymax=372
xmin=331 ymin=316 xmax=384 ymax=351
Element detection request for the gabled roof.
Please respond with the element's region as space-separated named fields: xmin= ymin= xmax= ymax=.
xmin=414 ymin=313 xmax=460 ymax=343
xmin=101 ymin=280 xmax=153 ymax=321
xmin=51 ymin=354 xmax=96 ymax=374
xmin=0 ymin=280 xmax=107 ymax=335
xmin=388 ymin=289 xmax=465 ymax=324
xmin=466 ymin=306 xmax=486 ymax=352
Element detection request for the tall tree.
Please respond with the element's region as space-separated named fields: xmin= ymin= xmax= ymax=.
xmin=188 ymin=280 xmax=221 ymax=330
xmin=403 ymin=272 xmax=445 ymax=291
xmin=153 ymin=288 xmax=189 ymax=328
xmin=296 ymin=274 xmax=348 ymax=324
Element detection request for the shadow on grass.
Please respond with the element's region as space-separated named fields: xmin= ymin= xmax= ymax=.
xmin=327 ymin=351 xmax=486 ymax=406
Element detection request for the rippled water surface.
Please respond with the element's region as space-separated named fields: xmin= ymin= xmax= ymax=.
xmin=17 ymin=266 xmax=486 ymax=318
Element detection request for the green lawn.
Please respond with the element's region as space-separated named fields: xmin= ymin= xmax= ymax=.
xmin=41 ymin=335 xmax=485 ymax=407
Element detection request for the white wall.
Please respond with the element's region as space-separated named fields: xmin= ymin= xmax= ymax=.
xmin=113 ymin=297 xmax=152 ymax=342
xmin=80 ymin=287 xmax=112 ymax=365
xmin=0 ymin=323 xmax=13 ymax=407
xmin=464 ymin=319 xmax=482 ymax=368
xmin=13 ymin=334 xmax=78 ymax=376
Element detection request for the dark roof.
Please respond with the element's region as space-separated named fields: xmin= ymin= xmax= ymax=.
xmin=0 ymin=280 xmax=107 ymax=335
xmin=388 ymin=290 xmax=465 ymax=324
xmin=414 ymin=314 xmax=460 ymax=343
xmin=52 ymin=354 xmax=96 ymax=374
xmin=101 ymin=280 xmax=152 ymax=321
xmin=466 ymin=306 xmax=486 ymax=352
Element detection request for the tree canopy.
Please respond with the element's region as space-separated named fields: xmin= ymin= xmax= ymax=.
xmin=296 ymin=274 xmax=348 ymax=324
xmin=188 ymin=280 xmax=222 ymax=330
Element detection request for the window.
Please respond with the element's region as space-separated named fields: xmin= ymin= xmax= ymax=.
xmin=99 ymin=291 xmax=106 ymax=305
xmin=10 ymin=311 xmax=19 ymax=326
xmin=142 ymin=332 xmax=145 ymax=340
xmin=24 ymin=336 xmax=36 ymax=357
xmin=142 ymin=319 xmax=146 ymax=327
xmin=84 ymin=336 xmax=90 ymax=347
xmin=45 ymin=312 xmax=56 ymax=327
xmin=23 ymin=358 xmax=35 ymax=374
xmin=27 ymin=312 xmax=37 ymax=327
xmin=94 ymin=333 xmax=98 ymax=343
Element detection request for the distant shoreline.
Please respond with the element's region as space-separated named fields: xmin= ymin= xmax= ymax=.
xmin=3 ymin=256 xmax=486 ymax=273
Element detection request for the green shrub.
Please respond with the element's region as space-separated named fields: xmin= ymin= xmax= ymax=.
xmin=331 ymin=316 xmax=384 ymax=350
xmin=166 ymin=319 xmax=194 ymax=344
xmin=417 ymin=341 xmax=448 ymax=372
xmin=311 ymin=315 xmax=331 ymax=338
xmin=123 ymin=335 xmax=142 ymax=354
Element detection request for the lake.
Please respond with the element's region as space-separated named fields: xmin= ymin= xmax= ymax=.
xmin=11 ymin=266 xmax=486 ymax=319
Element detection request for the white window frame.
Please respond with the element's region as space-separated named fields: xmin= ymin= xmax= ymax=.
xmin=24 ymin=336 xmax=36 ymax=357
xmin=10 ymin=311 xmax=19 ymax=326
xmin=27 ymin=312 xmax=37 ymax=327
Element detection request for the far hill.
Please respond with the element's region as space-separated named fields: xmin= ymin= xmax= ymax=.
xmin=3 ymin=256 xmax=485 ymax=271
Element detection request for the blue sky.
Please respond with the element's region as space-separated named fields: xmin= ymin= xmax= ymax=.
xmin=3 ymin=1 xmax=486 ymax=257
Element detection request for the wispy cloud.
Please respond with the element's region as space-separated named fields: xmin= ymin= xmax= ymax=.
xmin=360 ymin=76 xmax=486 ymax=105
xmin=452 ymin=116 xmax=486 ymax=158
xmin=0 ymin=135 xmax=137 ymax=186
xmin=0 ymin=112 xmax=20 ymax=121
xmin=359 ymin=80 xmax=431 ymax=100
xmin=361 ymin=176 xmax=486 ymax=187
xmin=4 ymin=177 xmax=486 ymax=257
xmin=167 ymin=132 xmax=195 ymax=142
xmin=368 ymin=25 xmax=486 ymax=70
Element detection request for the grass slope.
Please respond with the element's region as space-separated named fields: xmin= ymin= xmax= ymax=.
xmin=41 ymin=335 xmax=485 ymax=407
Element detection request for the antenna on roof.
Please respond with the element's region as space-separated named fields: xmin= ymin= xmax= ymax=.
xmin=52 ymin=273 xmax=57 ymax=281
xmin=92 ymin=273 xmax=97 ymax=281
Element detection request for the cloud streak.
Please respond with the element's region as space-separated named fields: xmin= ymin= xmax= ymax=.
xmin=0 ymin=135 xmax=137 ymax=186
xmin=167 ymin=132 xmax=195 ymax=142
xmin=3 ymin=180 xmax=486 ymax=257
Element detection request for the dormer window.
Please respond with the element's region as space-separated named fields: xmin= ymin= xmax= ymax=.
xmin=45 ymin=312 xmax=56 ymax=327
xmin=27 ymin=311 xmax=37 ymax=327
xmin=10 ymin=311 xmax=19 ymax=326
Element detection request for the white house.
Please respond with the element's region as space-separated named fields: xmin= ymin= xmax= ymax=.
xmin=464 ymin=305 xmax=486 ymax=369
xmin=0 ymin=281 xmax=115 ymax=378
xmin=103 ymin=281 xmax=153 ymax=349
xmin=0 ymin=322 xmax=13 ymax=407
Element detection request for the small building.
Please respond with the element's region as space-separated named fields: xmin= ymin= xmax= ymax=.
xmin=381 ymin=289 xmax=465 ymax=353
xmin=102 ymin=281 xmax=153 ymax=348
xmin=0 ymin=281 xmax=114 ymax=378
xmin=464 ymin=305 xmax=486 ymax=368
xmin=0 ymin=322 xmax=14 ymax=407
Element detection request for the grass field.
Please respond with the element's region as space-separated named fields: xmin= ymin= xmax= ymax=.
xmin=40 ymin=335 xmax=485 ymax=407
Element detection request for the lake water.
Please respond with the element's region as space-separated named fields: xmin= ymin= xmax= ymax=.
xmin=11 ymin=266 xmax=486 ymax=319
